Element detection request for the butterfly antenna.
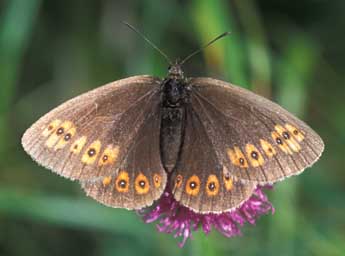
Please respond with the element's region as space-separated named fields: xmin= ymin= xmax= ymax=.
xmin=180 ymin=31 xmax=231 ymax=66
xmin=122 ymin=21 xmax=172 ymax=65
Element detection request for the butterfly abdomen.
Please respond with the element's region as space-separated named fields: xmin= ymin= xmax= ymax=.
xmin=160 ymin=74 xmax=189 ymax=172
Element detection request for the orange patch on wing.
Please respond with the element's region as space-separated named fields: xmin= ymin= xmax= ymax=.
xmin=153 ymin=173 xmax=162 ymax=188
xmin=81 ymin=140 xmax=102 ymax=165
xmin=98 ymin=145 xmax=119 ymax=166
xmin=135 ymin=173 xmax=150 ymax=195
xmin=285 ymin=123 xmax=305 ymax=142
xmin=45 ymin=120 xmax=73 ymax=148
xmin=223 ymin=174 xmax=233 ymax=191
xmin=271 ymin=131 xmax=292 ymax=154
xmin=245 ymin=144 xmax=265 ymax=167
xmin=42 ymin=119 xmax=61 ymax=137
xmin=185 ymin=175 xmax=200 ymax=196
xmin=227 ymin=147 xmax=249 ymax=168
xmin=206 ymin=174 xmax=220 ymax=196
xmin=174 ymin=174 xmax=183 ymax=189
xmin=70 ymin=136 xmax=87 ymax=154
xmin=275 ymin=125 xmax=301 ymax=152
xmin=54 ymin=127 xmax=76 ymax=150
xmin=115 ymin=171 xmax=129 ymax=193
xmin=102 ymin=176 xmax=112 ymax=186
xmin=260 ymin=139 xmax=276 ymax=157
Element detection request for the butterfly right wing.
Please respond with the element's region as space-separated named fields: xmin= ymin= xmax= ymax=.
xmin=22 ymin=75 xmax=163 ymax=181
xmin=81 ymin=105 xmax=167 ymax=210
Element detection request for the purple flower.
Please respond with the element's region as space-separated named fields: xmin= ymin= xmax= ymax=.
xmin=138 ymin=185 xmax=274 ymax=247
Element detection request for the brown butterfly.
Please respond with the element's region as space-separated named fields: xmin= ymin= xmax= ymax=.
xmin=22 ymin=29 xmax=324 ymax=214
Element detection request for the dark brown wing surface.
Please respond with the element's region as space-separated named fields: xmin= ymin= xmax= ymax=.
xmin=188 ymin=77 xmax=324 ymax=184
xmin=22 ymin=75 xmax=163 ymax=182
xmin=81 ymin=106 xmax=166 ymax=210
xmin=170 ymin=105 xmax=256 ymax=213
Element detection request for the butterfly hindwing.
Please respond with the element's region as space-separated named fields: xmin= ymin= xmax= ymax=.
xmin=81 ymin=106 xmax=167 ymax=210
xmin=189 ymin=78 xmax=324 ymax=184
xmin=22 ymin=75 xmax=162 ymax=181
xmin=170 ymin=105 xmax=256 ymax=213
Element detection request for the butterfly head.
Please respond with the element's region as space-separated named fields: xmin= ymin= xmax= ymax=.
xmin=167 ymin=61 xmax=184 ymax=80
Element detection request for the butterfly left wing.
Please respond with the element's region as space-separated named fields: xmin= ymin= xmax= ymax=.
xmin=188 ymin=77 xmax=324 ymax=184
xmin=170 ymin=105 xmax=256 ymax=213
xmin=81 ymin=106 xmax=167 ymax=210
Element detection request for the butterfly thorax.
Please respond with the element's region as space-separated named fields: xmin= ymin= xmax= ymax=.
xmin=160 ymin=64 xmax=189 ymax=172
xmin=161 ymin=64 xmax=189 ymax=107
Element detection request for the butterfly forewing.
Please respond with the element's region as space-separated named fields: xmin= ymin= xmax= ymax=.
xmin=189 ymin=77 xmax=324 ymax=184
xmin=81 ymin=106 xmax=167 ymax=210
xmin=22 ymin=75 xmax=162 ymax=181
xmin=170 ymin=105 xmax=256 ymax=213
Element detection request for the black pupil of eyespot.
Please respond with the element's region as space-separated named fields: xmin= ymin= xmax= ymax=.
xmin=139 ymin=180 xmax=145 ymax=187
xmin=276 ymin=138 xmax=282 ymax=144
xmin=251 ymin=151 xmax=258 ymax=159
xmin=283 ymin=132 xmax=290 ymax=139
xmin=57 ymin=128 xmax=64 ymax=134
xmin=239 ymin=158 xmax=244 ymax=165
xmin=88 ymin=149 xmax=96 ymax=156
xmin=190 ymin=182 xmax=197 ymax=189
xmin=64 ymin=133 xmax=71 ymax=140
xmin=119 ymin=180 xmax=126 ymax=188
xmin=208 ymin=182 xmax=216 ymax=191
xmin=103 ymin=155 xmax=108 ymax=161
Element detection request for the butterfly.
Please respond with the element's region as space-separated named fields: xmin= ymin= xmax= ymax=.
xmin=21 ymin=30 xmax=324 ymax=214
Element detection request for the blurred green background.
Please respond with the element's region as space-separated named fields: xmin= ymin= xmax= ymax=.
xmin=0 ymin=1 xmax=344 ymax=255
